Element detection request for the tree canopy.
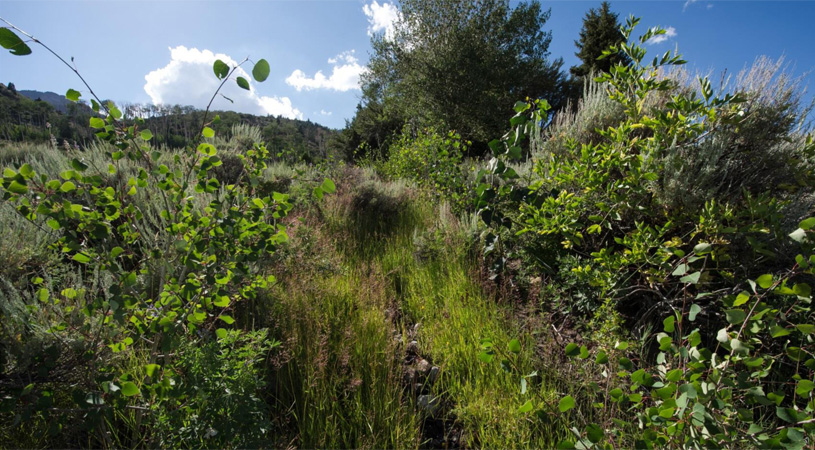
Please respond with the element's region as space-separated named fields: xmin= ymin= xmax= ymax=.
xmin=570 ymin=1 xmax=629 ymax=78
xmin=359 ymin=0 xmax=569 ymax=153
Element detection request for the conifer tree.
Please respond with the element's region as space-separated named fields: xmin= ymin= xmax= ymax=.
xmin=570 ymin=2 xmax=629 ymax=77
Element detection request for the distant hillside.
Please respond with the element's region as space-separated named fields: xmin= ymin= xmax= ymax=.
xmin=1 ymin=82 xmax=339 ymax=161
xmin=18 ymin=89 xmax=77 ymax=113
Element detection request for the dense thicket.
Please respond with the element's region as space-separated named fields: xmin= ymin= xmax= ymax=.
xmin=2 ymin=9 xmax=814 ymax=450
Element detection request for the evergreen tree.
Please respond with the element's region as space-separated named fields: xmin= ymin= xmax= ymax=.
xmin=570 ymin=2 xmax=629 ymax=78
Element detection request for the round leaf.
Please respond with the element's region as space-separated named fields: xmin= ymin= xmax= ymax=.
xmin=120 ymin=381 xmax=139 ymax=397
xmin=252 ymin=58 xmax=270 ymax=82
xmin=65 ymin=89 xmax=81 ymax=102
xmin=508 ymin=338 xmax=521 ymax=354
xmin=558 ymin=395 xmax=575 ymax=412
xmin=213 ymin=59 xmax=229 ymax=80
xmin=0 ymin=28 xmax=32 ymax=56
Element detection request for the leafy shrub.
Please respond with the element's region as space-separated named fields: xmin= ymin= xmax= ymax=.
xmin=0 ymin=25 xmax=297 ymax=447
xmin=384 ymin=127 xmax=473 ymax=213
xmin=150 ymin=330 xmax=277 ymax=449
xmin=478 ymin=19 xmax=815 ymax=448
xmin=211 ymin=153 xmax=245 ymax=185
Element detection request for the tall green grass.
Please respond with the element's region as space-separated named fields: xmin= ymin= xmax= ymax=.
xmin=263 ymin=170 xmax=572 ymax=448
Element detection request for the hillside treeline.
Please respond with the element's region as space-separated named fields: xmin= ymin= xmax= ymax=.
xmin=0 ymin=82 xmax=336 ymax=162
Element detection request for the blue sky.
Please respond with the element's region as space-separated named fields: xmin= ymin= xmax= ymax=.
xmin=1 ymin=0 xmax=813 ymax=129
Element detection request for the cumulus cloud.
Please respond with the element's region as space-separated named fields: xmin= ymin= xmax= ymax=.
xmin=363 ymin=1 xmax=400 ymax=41
xmin=144 ymin=46 xmax=302 ymax=119
xmin=285 ymin=50 xmax=366 ymax=92
xmin=646 ymin=27 xmax=677 ymax=45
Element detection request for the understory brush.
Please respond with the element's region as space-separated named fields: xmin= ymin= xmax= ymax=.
xmin=475 ymin=20 xmax=815 ymax=448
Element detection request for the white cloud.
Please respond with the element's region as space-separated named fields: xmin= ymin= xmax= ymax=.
xmin=143 ymin=46 xmax=302 ymax=119
xmin=319 ymin=110 xmax=333 ymax=116
xmin=646 ymin=27 xmax=677 ymax=45
xmin=683 ymin=0 xmax=699 ymax=11
xmin=285 ymin=50 xmax=367 ymax=92
xmin=363 ymin=1 xmax=400 ymax=41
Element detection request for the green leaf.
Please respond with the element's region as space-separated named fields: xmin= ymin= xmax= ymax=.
xmin=213 ymin=59 xmax=229 ymax=79
xmin=60 ymin=181 xmax=76 ymax=192
xmin=680 ymin=271 xmax=701 ymax=284
xmin=558 ymin=395 xmax=575 ymax=412
xmin=120 ymin=381 xmax=139 ymax=397
xmin=693 ymin=243 xmax=712 ymax=254
xmin=219 ymin=314 xmax=235 ymax=324
xmin=663 ymin=315 xmax=675 ymax=333
xmin=585 ymin=423 xmax=604 ymax=444
xmin=72 ymin=253 xmax=91 ymax=264
xmin=478 ymin=350 xmax=494 ymax=363
xmin=89 ymin=117 xmax=105 ymax=129
xmin=320 ymin=178 xmax=336 ymax=194
xmin=672 ymin=263 xmax=688 ymax=276
xmin=65 ymin=89 xmax=81 ymax=102
xmin=108 ymin=102 xmax=122 ymax=120
xmin=7 ymin=180 xmax=27 ymax=194
xmin=795 ymin=379 xmax=814 ymax=396
xmin=19 ymin=163 xmax=34 ymax=177
xmin=140 ymin=129 xmax=153 ymax=141
xmin=796 ymin=324 xmax=815 ymax=335
xmin=236 ymin=76 xmax=250 ymax=90
xmin=252 ymin=58 xmax=270 ymax=82
xmin=771 ymin=325 xmax=791 ymax=338
xmin=70 ymin=158 xmax=88 ymax=171
xmin=793 ymin=283 xmax=811 ymax=298
xmin=725 ymin=309 xmax=746 ymax=324
xmin=202 ymin=127 xmax=215 ymax=138
xmin=123 ymin=272 xmax=137 ymax=286
xmin=733 ymin=291 xmax=750 ymax=307
xmin=756 ymin=274 xmax=774 ymax=289
xmin=518 ymin=399 xmax=534 ymax=413
xmin=508 ymin=338 xmax=521 ymax=354
xmin=799 ymin=217 xmax=815 ymax=230
xmin=665 ymin=369 xmax=683 ymax=382
xmin=0 ymin=28 xmax=32 ymax=55
xmin=689 ymin=304 xmax=702 ymax=322
xmin=145 ymin=364 xmax=161 ymax=377
xmin=215 ymin=328 xmax=228 ymax=339
xmin=565 ymin=343 xmax=580 ymax=357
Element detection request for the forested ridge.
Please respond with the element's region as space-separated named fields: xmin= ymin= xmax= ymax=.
xmin=0 ymin=82 xmax=336 ymax=162
xmin=1 ymin=2 xmax=814 ymax=449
